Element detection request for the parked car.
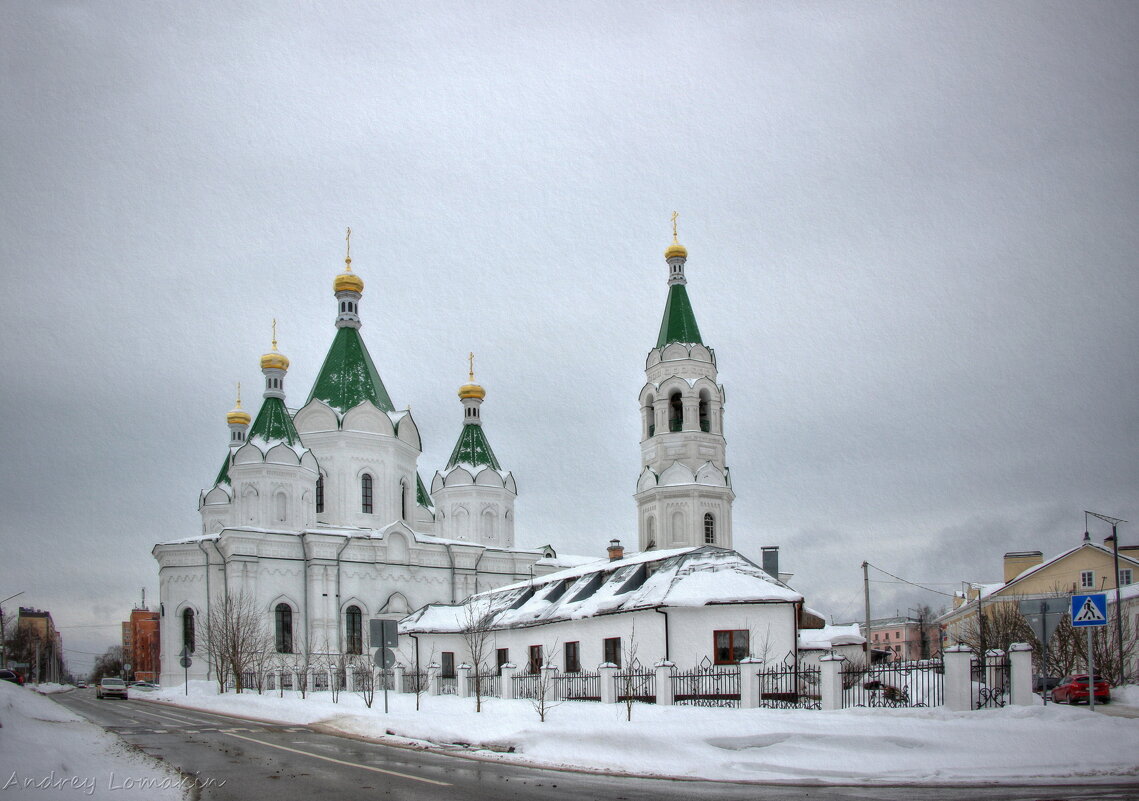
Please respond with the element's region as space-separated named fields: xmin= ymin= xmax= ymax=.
xmin=1050 ymin=674 xmax=1110 ymax=705
xmin=0 ymin=669 xmax=25 ymax=686
xmin=96 ymin=678 xmax=128 ymax=699
xmin=1032 ymin=675 xmax=1060 ymax=697
xmin=130 ymin=681 xmax=159 ymax=692
xmin=75 ymin=680 xmax=88 ymax=689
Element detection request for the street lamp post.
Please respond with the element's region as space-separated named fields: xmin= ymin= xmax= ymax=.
xmin=1085 ymin=511 xmax=1127 ymax=683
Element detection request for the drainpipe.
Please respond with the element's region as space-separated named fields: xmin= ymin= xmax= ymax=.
xmin=335 ymin=535 xmax=352 ymax=655
xmin=300 ymin=532 xmax=310 ymax=652
xmin=471 ymin=547 xmax=487 ymax=596
xmin=443 ymin=543 xmax=457 ymax=603
xmin=655 ymin=607 xmax=670 ymax=661
xmin=196 ymin=540 xmax=212 ymax=681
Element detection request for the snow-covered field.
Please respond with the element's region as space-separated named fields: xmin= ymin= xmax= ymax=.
xmin=147 ymin=681 xmax=1139 ymax=785
xmin=0 ymin=681 xmax=186 ymax=800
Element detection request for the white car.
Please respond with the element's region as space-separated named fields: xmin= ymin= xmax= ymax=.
xmin=96 ymin=678 xmax=127 ymax=699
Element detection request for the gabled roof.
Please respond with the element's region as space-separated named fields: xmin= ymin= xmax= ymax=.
xmin=446 ymin=423 xmax=501 ymax=470
xmin=401 ymin=546 xmax=802 ymax=634
xmin=308 ymin=326 xmax=394 ymax=414
xmin=246 ymin=396 xmax=300 ymax=447
xmin=656 ymin=283 xmax=703 ymax=347
xmin=1000 ymin=541 xmax=1139 ymax=597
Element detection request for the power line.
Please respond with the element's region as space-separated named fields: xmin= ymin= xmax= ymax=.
xmin=866 ymin=562 xmax=956 ymax=598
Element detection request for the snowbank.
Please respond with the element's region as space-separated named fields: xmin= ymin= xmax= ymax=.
xmin=0 ymin=682 xmax=186 ymax=799
xmin=149 ymin=682 xmax=1139 ymax=785
xmin=31 ymin=682 xmax=74 ymax=695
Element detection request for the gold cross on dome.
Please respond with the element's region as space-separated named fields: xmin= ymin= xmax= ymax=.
xmin=671 ymin=211 xmax=679 ymax=243
xmin=271 ymin=318 xmax=278 ymax=351
xmin=468 ymin=352 xmax=475 ymax=382
xmin=345 ymin=227 xmax=353 ymax=270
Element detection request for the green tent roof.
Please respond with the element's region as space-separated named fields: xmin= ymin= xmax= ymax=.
xmin=247 ymin=396 xmax=301 ymax=446
xmin=656 ymin=283 xmax=703 ymax=347
xmin=308 ymin=326 xmax=394 ymax=414
xmin=446 ymin=424 xmax=502 ymax=471
xmin=213 ymin=453 xmax=232 ymax=487
xmin=416 ymin=472 xmax=434 ymax=510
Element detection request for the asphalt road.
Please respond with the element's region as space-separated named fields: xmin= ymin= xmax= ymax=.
xmin=53 ymin=690 xmax=1139 ymax=801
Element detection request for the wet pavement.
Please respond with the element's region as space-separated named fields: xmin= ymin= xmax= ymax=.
xmin=52 ymin=689 xmax=1139 ymax=801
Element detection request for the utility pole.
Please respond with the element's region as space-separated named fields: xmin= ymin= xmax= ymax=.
xmin=862 ymin=562 xmax=871 ymax=657
xmin=1086 ymin=511 xmax=1127 ymax=683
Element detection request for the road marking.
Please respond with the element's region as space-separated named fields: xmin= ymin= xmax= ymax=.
xmin=221 ymin=732 xmax=452 ymax=786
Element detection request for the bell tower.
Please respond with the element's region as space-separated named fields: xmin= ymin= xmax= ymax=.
xmin=635 ymin=216 xmax=733 ymax=551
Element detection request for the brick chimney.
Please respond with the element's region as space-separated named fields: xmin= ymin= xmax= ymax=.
xmin=607 ymin=539 xmax=624 ymax=562
xmin=1003 ymin=551 xmax=1043 ymax=583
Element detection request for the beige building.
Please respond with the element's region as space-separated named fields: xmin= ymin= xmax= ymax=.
xmin=938 ymin=534 xmax=1139 ymax=648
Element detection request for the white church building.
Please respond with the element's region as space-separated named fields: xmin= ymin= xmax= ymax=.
xmin=154 ymin=225 xmax=831 ymax=686
xmin=153 ymin=240 xmax=561 ymax=685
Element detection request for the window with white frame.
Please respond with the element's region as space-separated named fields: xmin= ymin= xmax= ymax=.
xmin=1080 ymin=570 xmax=1095 ymax=589
xmin=1120 ymin=568 xmax=1133 ymax=586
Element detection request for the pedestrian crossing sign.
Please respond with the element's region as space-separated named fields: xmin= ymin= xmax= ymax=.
xmin=1070 ymin=593 xmax=1108 ymax=627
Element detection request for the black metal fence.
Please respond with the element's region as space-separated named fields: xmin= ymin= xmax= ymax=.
xmin=616 ymin=664 xmax=656 ymax=704
xmin=401 ymin=670 xmax=428 ymax=694
xmin=513 ymin=673 xmax=541 ymax=699
xmin=555 ymin=671 xmax=600 ymax=701
xmin=971 ymin=653 xmax=1009 ymax=709
xmin=672 ymin=663 xmax=740 ymax=708
xmin=758 ymin=658 xmax=821 ymax=709
xmin=472 ymin=672 xmax=500 ymax=698
xmin=841 ymin=659 xmax=944 ymax=708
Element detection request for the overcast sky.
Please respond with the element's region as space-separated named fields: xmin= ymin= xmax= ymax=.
xmin=3 ymin=1 xmax=1137 ymax=676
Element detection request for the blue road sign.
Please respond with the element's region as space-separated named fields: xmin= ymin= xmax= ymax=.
xmin=1070 ymin=593 xmax=1108 ymax=627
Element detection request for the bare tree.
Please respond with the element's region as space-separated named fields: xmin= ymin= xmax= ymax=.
xmin=349 ymin=653 xmax=377 ymax=708
xmin=958 ymin=600 xmax=1036 ymax=658
xmin=529 ymin=641 xmax=562 ymax=723
xmin=282 ymin=629 xmax=313 ymax=699
xmin=459 ymin=598 xmax=496 ymax=712
xmin=395 ymin=643 xmax=434 ymax=711
xmin=619 ymin=626 xmax=641 ymax=722
xmin=203 ymin=589 xmax=273 ymax=693
xmin=1050 ymin=613 xmax=1134 ymax=686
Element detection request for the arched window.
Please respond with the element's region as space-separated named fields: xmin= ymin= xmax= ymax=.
xmin=275 ymin=604 xmax=293 ymax=653
xmin=274 ymin=492 xmax=287 ymax=522
xmin=704 ymin=513 xmax=715 ymax=544
xmin=644 ymin=395 xmax=655 ymax=438
xmin=182 ymin=608 xmax=195 ymax=653
xmin=699 ymin=391 xmax=711 ymax=432
xmin=345 ymin=606 xmax=362 ymax=655
xmin=361 ymin=473 xmax=373 ymax=514
xmin=669 ymin=392 xmax=683 ymax=432
xmin=645 ymin=516 xmax=655 ymax=549
xmin=400 ymin=480 xmax=409 ymax=521
xmin=315 ymin=474 xmax=324 ymax=514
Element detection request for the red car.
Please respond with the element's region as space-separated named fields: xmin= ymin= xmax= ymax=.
xmin=1051 ymin=674 xmax=1110 ymax=705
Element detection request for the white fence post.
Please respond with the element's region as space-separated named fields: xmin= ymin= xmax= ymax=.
xmin=598 ymin=663 xmax=618 ymax=704
xmin=427 ymin=662 xmax=441 ymax=696
xmin=819 ymin=653 xmax=844 ymax=711
xmin=943 ymin=644 xmax=973 ymax=711
xmin=540 ymin=665 xmax=560 ymax=702
xmin=499 ymin=663 xmax=517 ymax=700
xmin=739 ymin=658 xmax=763 ymax=708
xmin=392 ymin=664 xmax=405 ymax=694
xmin=654 ymin=660 xmax=674 ymax=706
xmin=1008 ymin=643 xmax=1033 ymax=706
xmin=457 ymin=664 xmax=472 ymax=698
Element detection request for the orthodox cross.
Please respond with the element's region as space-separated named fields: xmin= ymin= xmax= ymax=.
xmin=468 ymin=351 xmax=475 ymax=381
xmin=671 ymin=211 xmax=679 ymax=242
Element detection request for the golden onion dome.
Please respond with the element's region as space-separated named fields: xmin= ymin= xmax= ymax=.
xmin=260 ymin=350 xmax=289 ymax=371
xmin=261 ymin=321 xmax=289 ymax=370
xmin=664 ymin=241 xmax=688 ymax=260
xmin=227 ymin=406 xmax=251 ymax=426
xmin=458 ymin=382 xmax=486 ymax=400
xmin=334 ymin=268 xmax=364 ymax=294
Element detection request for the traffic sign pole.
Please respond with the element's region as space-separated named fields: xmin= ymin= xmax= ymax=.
xmin=1087 ymin=626 xmax=1095 ymax=710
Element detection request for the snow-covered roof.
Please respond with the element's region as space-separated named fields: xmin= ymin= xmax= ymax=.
xmin=401 ymin=546 xmax=802 ymax=634
xmin=798 ymin=623 xmax=866 ymax=650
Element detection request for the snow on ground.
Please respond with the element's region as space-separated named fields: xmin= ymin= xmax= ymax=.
xmin=0 ymin=682 xmax=187 ymax=800
xmin=30 ymin=682 xmax=74 ymax=695
xmin=148 ymin=681 xmax=1139 ymax=785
